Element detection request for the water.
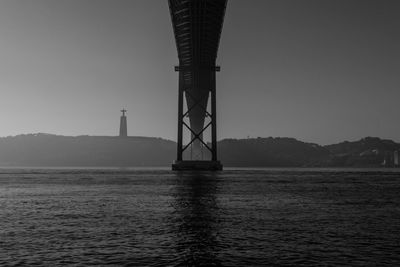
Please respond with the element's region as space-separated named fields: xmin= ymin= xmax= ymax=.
xmin=1 ymin=168 xmax=400 ymax=266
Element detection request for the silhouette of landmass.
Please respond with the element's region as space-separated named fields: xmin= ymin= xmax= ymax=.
xmin=218 ymin=137 xmax=329 ymax=167
xmin=0 ymin=133 xmax=175 ymax=167
xmin=0 ymin=134 xmax=398 ymax=167
xmin=325 ymin=137 xmax=400 ymax=167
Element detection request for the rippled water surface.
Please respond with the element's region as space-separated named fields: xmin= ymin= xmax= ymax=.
xmin=1 ymin=168 xmax=400 ymax=266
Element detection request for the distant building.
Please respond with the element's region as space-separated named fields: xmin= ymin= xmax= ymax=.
xmin=119 ymin=109 xmax=127 ymax=137
xmin=382 ymin=151 xmax=398 ymax=167
xmin=394 ymin=151 xmax=399 ymax=167
xmin=382 ymin=151 xmax=391 ymax=167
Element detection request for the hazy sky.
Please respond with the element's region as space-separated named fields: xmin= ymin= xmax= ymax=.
xmin=0 ymin=0 xmax=399 ymax=145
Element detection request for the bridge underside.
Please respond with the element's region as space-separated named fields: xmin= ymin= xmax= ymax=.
xmin=169 ymin=0 xmax=227 ymax=171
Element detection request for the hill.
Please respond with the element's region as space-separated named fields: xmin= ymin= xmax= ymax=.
xmin=0 ymin=134 xmax=399 ymax=167
xmin=325 ymin=137 xmax=400 ymax=167
xmin=0 ymin=133 xmax=176 ymax=167
xmin=218 ymin=137 xmax=329 ymax=167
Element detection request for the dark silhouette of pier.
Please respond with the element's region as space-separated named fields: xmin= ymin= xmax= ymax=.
xmin=169 ymin=0 xmax=227 ymax=171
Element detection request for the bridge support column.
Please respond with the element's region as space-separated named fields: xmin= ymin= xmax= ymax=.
xmin=177 ymin=72 xmax=184 ymax=161
xmin=211 ymin=71 xmax=217 ymax=162
xmin=168 ymin=0 xmax=227 ymax=171
xmin=172 ymin=66 xmax=223 ymax=171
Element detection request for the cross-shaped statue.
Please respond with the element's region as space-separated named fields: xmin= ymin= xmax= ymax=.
xmin=121 ymin=109 xmax=127 ymax=116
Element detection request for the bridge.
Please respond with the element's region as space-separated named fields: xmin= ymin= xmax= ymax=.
xmin=169 ymin=0 xmax=227 ymax=171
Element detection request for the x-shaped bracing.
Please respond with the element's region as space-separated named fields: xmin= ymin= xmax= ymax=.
xmin=181 ymin=90 xmax=213 ymax=154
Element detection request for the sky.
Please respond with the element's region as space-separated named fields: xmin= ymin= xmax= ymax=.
xmin=0 ymin=0 xmax=399 ymax=145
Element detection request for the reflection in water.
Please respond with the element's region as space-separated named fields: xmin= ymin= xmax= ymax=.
xmin=171 ymin=172 xmax=222 ymax=266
